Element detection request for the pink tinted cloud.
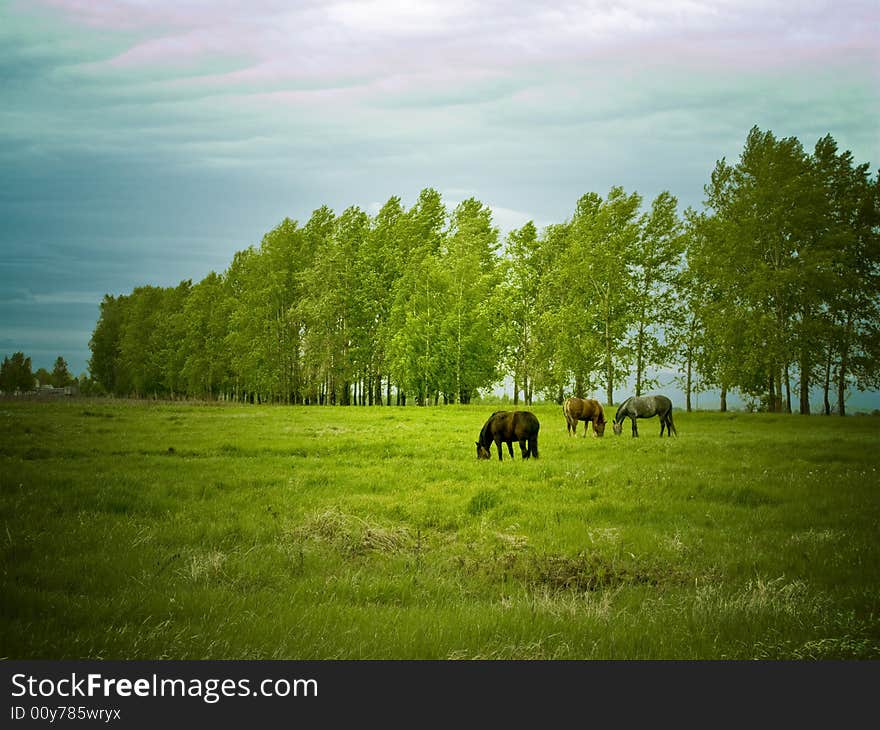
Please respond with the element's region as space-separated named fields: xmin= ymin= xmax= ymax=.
xmin=30 ymin=0 xmax=880 ymax=90
xmin=36 ymin=0 xmax=296 ymax=31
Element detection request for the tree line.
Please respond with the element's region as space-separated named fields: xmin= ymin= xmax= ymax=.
xmin=87 ymin=127 xmax=879 ymax=414
xmin=0 ymin=354 xmax=76 ymax=392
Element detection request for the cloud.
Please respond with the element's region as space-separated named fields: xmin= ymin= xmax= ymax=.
xmin=1 ymin=0 xmax=878 ymax=378
xmin=0 ymin=289 xmax=105 ymax=306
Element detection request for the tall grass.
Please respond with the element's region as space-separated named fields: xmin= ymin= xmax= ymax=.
xmin=1 ymin=400 xmax=878 ymax=659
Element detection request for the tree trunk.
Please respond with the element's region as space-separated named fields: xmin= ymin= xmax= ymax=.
xmin=720 ymin=385 xmax=727 ymax=413
xmin=605 ymin=315 xmax=614 ymax=406
xmin=784 ymin=364 xmax=791 ymax=414
xmin=799 ymin=355 xmax=810 ymax=415
xmin=635 ymin=323 xmax=645 ymax=397
xmin=823 ymin=345 xmax=832 ymax=415
xmin=513 ymin=376 xmax=519 ymax=406
xmin=685 ymin=347 xmax=693 ymax=413
xmin=837 ymin=313 xmax=853 ymax=417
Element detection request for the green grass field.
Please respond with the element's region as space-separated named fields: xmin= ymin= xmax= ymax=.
xmin=1 ymin=400 xmax=878 ymax=659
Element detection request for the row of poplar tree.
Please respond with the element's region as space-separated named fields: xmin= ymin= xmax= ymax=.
xmin=88 ymin=127 xmax=879 ymax=414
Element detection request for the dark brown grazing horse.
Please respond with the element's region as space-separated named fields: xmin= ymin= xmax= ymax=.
xmin=476 ymin=410 xmax=540 ymax=461
xmin=563 ymin=397 xmax=606 ymax=437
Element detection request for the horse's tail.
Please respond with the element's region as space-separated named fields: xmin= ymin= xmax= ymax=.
xmin=667 ymin=408 xmax=677 ymax=436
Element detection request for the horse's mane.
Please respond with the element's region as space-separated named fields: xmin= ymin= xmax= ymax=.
xmin=478 ymin=416 xmax=495 ymax=447
xmin=614 ymin=397 xmax=632 ymax=423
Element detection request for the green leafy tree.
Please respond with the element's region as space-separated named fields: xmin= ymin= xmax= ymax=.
xmin=630 ymin=191 xmax=684 ymax=396
xmin=181 ymin=271 xmax=232 ymax=399
xmin=698 ymin=127 xmax=879 ymax=415
xmin=811 ymin=135 xmax=880 ymax=415
xmin=501 ymin=221 xmax=541 ymax=404
xmin=50 ymin=356 xmax=74 ymax=388
xmin=0 ymin=352 xmax=35 ymax=392
xmin=564 ymin=188 xmax=642 ymax=404
xmin=702 ymin=128 xmax=814 ymax=411
xmin=670 ymin=210 xmax=727 ymax=411
xmin=355 ymin=197 xmax=404 ymax=404
xmin=299 ymin=206 xmax=369 ymax=405
xmin=225 ymin=214 xmax=319 ymax=403
xmin=77 ymin=372 xmax=104 ymax=397
xmin=387 ymin=189 xmax=449 ymax=405
xmin=154 ymin=281 xmax=191 ymax=398
xmin=532 ymin=223 xmax=576 ymax=402
xmin=440 ymin=198 xmax=503 ymax=403
xmin=89 ymin=294 xmax=128 ymax=394
xmin=117 ymin=286 xmax=167 ymax=397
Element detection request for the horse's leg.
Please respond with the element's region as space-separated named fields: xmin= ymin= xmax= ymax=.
xmin=631 ymin=417 xmax=638 ymax=438
xmin=668 ymin=412 xmax=677 ymax=436
xmin=530 ymin=436 xmax=539 ymax=459
xmin=507 ymin=441 xmax=514 ymax=459
xmin=519 ymin=439 xmax=529 ymax=459
xmin=660 ymin=417 xmax=666 ymax=437
xmin=495 ymin=438 xmax=504 ymax=461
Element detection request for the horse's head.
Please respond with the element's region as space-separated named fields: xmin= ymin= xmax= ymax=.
xmin=476 ymin=441 xmax=491 ymax=459
xmin=595 ymin=419 xmax=606 ymax=437
xmin=612 ymin=421 xmax=623 ymax=436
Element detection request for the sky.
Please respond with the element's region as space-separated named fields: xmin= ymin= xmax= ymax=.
xmin=1 ymin=0 xmax=878 ymax=407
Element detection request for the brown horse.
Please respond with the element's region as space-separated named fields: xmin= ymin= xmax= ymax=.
xmin=563 ymin=397 xmax=606 ymax=437
xmin=476 ymin=410 xmax=540 ymax=461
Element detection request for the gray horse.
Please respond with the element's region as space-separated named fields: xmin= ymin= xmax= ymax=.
xmin=612 ymin=395 xmax=677 ymax=437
